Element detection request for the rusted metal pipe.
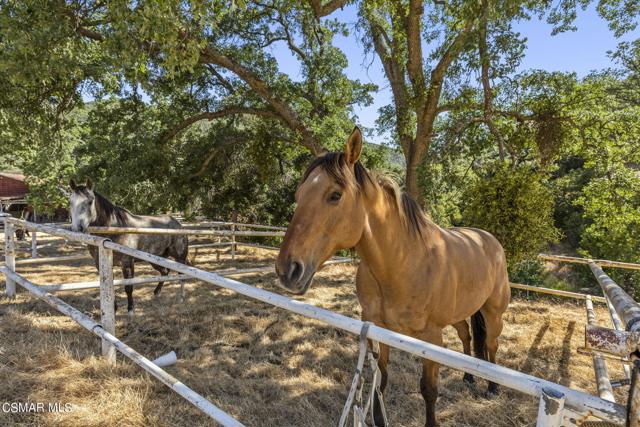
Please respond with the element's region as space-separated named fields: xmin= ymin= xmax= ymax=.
xmin=585 ymin=296 xmax=616 ymax=402
xmin=589 ymin=262 xmax=640 ymax=333
xmin=585 ymin=325 xmax=640 ymax=359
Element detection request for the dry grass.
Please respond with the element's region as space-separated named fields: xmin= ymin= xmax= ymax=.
xmin=0 ymin=236 xmax=628 ymax=426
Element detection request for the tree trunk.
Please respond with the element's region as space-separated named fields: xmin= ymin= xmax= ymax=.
xmin=405 ymin=153 xmax=423 ymax=206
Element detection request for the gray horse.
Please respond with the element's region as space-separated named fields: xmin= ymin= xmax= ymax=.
xmin=69 ymin=179 xmax=189 ymax=318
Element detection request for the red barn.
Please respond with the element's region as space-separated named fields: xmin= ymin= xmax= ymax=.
xmin=0 ymin=172 xmax=28 ymax=214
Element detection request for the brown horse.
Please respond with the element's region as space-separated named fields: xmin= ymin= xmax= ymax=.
xmin=275 ymin=128 xmax=510 ymax=426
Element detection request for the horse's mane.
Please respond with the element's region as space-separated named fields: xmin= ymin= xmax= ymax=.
xmin=302 ymin=152 xmax=430 ymax=236
xmin=93 ymin=191 xmax=130 ymax=226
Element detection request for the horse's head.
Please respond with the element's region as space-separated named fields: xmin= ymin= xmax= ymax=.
xmin=69 ymin=178 xmax=97 ymax=233
xmin=276 ymin=127 xmax=368 ymax=294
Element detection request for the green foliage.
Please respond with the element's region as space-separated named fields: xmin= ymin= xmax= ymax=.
xmin=509 ymin=259 xmax=546 ymax=287
xmin=461 ymin=163 xmax=560 ymax=265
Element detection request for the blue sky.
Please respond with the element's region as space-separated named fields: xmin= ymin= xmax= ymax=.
xmin=268 ymin=4 xmax=639 ymax=144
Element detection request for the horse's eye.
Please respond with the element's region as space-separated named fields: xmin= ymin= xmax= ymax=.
xmin=328 ymin=191 xmax=342 ymax=203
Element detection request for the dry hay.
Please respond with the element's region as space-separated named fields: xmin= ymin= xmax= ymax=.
xmin=0 ymin=236 xmax=629 ymax=426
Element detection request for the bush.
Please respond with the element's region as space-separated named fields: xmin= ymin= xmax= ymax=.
xmin=509 ymin=258 xmax=545 ymax=287
xmin=461 ymin=162 xmax=560 ymax=265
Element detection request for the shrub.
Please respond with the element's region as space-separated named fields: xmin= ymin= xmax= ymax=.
xmin=461 ymin=162 xmax=560 ymax=265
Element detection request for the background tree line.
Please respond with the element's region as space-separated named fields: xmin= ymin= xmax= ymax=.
xmin=1 ymin=0 xmax=639 ymax=294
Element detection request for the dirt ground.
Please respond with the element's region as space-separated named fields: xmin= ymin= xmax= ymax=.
xmin=0 ymin=234 xmax=628 ymax=427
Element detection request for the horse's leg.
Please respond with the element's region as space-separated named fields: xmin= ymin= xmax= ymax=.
xmin=167 ymin=237 xmax=189 ymax=302
xmin=122 ymin=259 xmax=135 ymax=320
xmin=452 ymin=320 xmax=474 ymax=383
xmin=418 ymin=327 xmax=443 ymax=427
xmin=480 ymin=307 xmax=504 ymax=395
xmin=153 ymin=266 xmax=169 ymax=297
xmin=373 ymin=343 xmax=390 ymax=427
xmin=477 ymin=273 xmax=509 ymax=396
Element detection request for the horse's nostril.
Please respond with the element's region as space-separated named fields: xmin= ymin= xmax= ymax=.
xmin=287 ymin=260 xmax=304 ymax=284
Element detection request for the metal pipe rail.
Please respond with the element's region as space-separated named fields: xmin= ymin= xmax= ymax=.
xmin=585 ymin=296 xmax=616 ymax=402
xmin=540 ymin=254 xmax=640 ymax=271
xmin=510 ymin=282 xmax=607 ymax=303
xmin=605 ymin=295 xmax=632 ymax=380
xmin=86 ymin=226 xmax=284 ymax=237
xmin=6 ymin=216 xmax=106 ymax=246
xmin=0 ymin=267 xmax=244 ymax=427
xmin=589 ymin=262 xmax=640 ymax=333
xmin=183 ymin=221 xmax=287 ymax=231
xmin=38 ymin=258 xmax=353 ymax=293
xmin=94 ymin=238 xmax=626 ymax=424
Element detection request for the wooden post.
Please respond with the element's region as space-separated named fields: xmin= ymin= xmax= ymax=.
xmin=99 ymin=244 xmax=116 ymax=363
xmin=30 ymin=209 xmax=37 ymax=258
xmin=629 ymin=361 xmax=640 ymax=427
xmin=31 ymin=234 xmax=37 ymax=258
xmin=536 ymin=387 xmax=565 ymax=427
xmin=3 ymin=218 xmax=16 ymax=299
xmin=231 ymin=223 xmax=236 ymax=261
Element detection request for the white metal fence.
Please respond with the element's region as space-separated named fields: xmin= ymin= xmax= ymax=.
xmin=0 ymin=215 xmax=635 ymax=426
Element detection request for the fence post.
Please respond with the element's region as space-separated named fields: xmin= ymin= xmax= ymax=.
xmin=3 ymin=216 xmax=16 ymax=299
xmin=98 ymin=244 xmax=116 ymax=363
xmin=30 ymin=209 xmax=37 ymax=258
xmin=629 ymin=360 xmax=640 ymax=427
xmin=231 ymin=223 xmax=236 ymax=261
xmin=536 ymin=387 xmax=565 ymax=427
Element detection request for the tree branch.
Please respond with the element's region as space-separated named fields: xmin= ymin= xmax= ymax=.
xmin=405 ymin=0 xmax=425 ymax=96
xmin=62 ymin=6 xmax=104 ymax=41
xmin=478 ymin=0 xmax=505 ymax=159
xmin=199 ymin=46 xmax=323 ymax=154
xmin=160 ymin=107 xmax=282 ymax=143
xmin=188 ymin=136 xmax=244 ymax=179
xmin=277 ymin=12 xmax=308 ymax=63
xmin=310 ymin=0 xmax=350 ymax=18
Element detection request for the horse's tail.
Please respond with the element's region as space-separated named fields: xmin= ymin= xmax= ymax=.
xmin=470 ymin=311 xmax=488 ymax=361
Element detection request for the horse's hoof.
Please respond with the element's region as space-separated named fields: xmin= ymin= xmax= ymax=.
xmin=463 ymin=373 xmax=475 ymax=384
xmin=127 ymin=310 xmax=135 ymax=321
xmin=485 ymin=385 xmax=499 ymax=399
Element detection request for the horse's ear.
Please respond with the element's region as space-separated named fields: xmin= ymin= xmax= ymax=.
xmin=345 ymin=126 xmax=363 ymax=165
xmin=85 ymin=178 xmax=93 ymax=190
xmin=69 ymin=179 xmax=77 ymax=190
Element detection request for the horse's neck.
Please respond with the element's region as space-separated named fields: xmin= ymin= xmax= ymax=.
xmin=355 ymin=187 xmax=438 ymax=286
xmin=93 ymin=196 xmax=131 ymax=227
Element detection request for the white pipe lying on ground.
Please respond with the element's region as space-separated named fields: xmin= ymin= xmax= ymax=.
xmin=152 ymin=351 xmax=177 ymax=368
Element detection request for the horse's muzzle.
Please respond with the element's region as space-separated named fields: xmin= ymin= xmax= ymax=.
xmin=71 ymin=224 xmax=87 ymax=233
xmin=275 ymin=257 xmax=316 ymax=295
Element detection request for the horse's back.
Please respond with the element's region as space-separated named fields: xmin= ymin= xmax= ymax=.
xmin=440 ymin=226 xmax=510 ymax=311
xmin=117 ymin=214 xmax=188 ymax=261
